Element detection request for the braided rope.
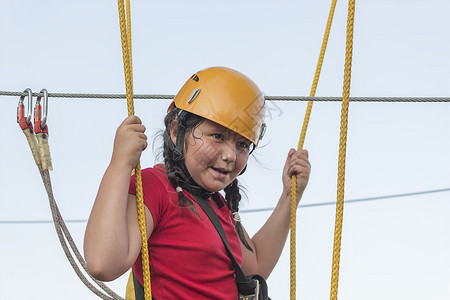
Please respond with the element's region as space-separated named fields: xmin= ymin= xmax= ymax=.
xmin=330 ymin=1 xmax=356 ymax=299
xmin=289 ymin=175 xmax=298 ymax=300
xmin=126 ymin=0 xmax=133 ymax=83
xmin=290 ymin=0 xmax=338 ymax=298
xmin=117 ymin=1 xmax=152 ymax=299
xmin=40 ymin=168 xmax=123 ymax=299
xmin=20 ymin=126 xmax=123 ymax=299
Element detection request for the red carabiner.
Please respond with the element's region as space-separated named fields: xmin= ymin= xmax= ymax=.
xmin=17 ymin=88 xmax=33 ymax=130
xmin=34 ymin=89 xmax=49 ymax=134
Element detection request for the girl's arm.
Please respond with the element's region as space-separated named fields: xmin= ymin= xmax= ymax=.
xmin=241 ymin=148 xmax=310 ymax=279
xmin=84 ymin=116 xmax=153 ymax=281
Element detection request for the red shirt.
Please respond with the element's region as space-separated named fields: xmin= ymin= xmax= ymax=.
xmin=129 ymin=165 xmax=243 ymax=300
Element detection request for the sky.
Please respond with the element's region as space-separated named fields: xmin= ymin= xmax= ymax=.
xmin=1 ymin=0 xmax=449 ymax=299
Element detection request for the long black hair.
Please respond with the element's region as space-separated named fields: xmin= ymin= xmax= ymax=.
xmin=162 ymin=106 xmax=253 ymax=251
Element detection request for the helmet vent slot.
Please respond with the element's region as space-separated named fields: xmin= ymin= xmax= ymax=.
xmin=188 ymin=88 xmax=201 ymax=104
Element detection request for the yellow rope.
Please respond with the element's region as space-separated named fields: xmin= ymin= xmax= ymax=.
xmin=126 ymin=0 xmax=133 ymax=82
xmin=330 ymin=0 xmax=356 ymax=299
xmin=117 ymin=1 xmax=152 ymax=299
xmin=290 ymin=1 xmax=337 ymax=299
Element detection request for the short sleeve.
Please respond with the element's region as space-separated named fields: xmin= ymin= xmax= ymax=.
xmin=128 ymin=167 xmax=169 ymax=229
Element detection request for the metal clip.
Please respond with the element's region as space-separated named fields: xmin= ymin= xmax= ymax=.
xmin=34 ymin=89 xmax=49 ymax=134
xmin=17 ymin=88 xmax=33 ymax=130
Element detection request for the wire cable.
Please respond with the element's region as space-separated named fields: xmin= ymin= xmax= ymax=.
xmin=1 ymin=91 xmax=450 ymax=102
xmin=2 ymin=187 xmax=448 ymax=224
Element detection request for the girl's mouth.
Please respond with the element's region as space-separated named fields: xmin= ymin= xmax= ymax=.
xmin=210 ymin=167 xmax=230 ymax=175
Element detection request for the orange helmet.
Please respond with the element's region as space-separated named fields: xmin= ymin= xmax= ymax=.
xmin=169 ymin=66 xmax=266 ymax=146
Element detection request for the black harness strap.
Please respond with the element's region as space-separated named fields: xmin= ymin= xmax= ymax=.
xmin=195 ymin=196 xmax=257 ymax=295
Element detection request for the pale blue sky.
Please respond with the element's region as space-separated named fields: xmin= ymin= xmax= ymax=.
xmin=1 ymin=1 xmax=449 ymax=299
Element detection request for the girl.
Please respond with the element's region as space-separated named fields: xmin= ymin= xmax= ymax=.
xmin=84 ymin=66 xmax=310 ymax=299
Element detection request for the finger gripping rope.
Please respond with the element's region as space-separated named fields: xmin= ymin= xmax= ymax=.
xmin=117 ymin=1 xmax=152 ymax=299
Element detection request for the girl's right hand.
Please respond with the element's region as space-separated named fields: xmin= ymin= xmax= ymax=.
xmin=111 ymin=115 xmax=148 ymax=170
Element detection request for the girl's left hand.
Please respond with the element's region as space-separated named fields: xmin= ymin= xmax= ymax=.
xmin=282 ymin=148 xmax=311 ymax=205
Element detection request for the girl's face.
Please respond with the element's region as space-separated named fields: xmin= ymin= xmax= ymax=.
xmin=171 ymin=119 xmax=251 ymax=192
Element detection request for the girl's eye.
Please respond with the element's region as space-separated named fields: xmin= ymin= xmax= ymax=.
xmin=238 ymin=141 xmax=250 ymax=150
xmin=212 ymin=133 xmax=224 ymax=140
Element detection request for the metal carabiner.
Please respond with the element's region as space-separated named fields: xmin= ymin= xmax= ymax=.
xmin=17 ymin=88 xmax=33 ymax=130
xmin=34 ymin=89 xmax=49 ymax=133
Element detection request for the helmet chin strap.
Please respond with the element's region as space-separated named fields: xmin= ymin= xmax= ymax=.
xmin=239 ymin=165 xmax=247 ymax=176
xmin=165 ymin=110 xmax=214 ymax=198
xmin=164 ymin=110 xmax=188 ymax=163
xmin=168 ymin=162 xmax=214 ymax=199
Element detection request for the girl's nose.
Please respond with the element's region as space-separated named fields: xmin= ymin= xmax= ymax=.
xmin=220 ymin=141 xmax=237 ymax=162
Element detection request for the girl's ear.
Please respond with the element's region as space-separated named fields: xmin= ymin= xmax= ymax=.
xmin=169 ymin=120 xmax=178 ymax=145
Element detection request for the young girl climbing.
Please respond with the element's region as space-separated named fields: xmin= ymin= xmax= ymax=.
xmin=84 ymin=66 xmax=311 ymax=299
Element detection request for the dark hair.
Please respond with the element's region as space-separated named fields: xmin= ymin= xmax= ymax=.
xmin=163 ymin=107 xmax=253 ymax=251
xmin=223 ymin=179 xmax=253 ymax=251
